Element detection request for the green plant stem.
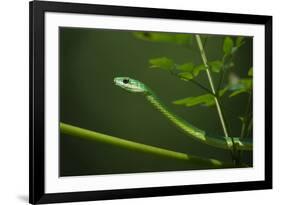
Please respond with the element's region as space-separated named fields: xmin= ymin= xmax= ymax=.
xmin=195 ymin=35 xmax=233 ymax=146
xmin=170 ymin=68 xmax=214 ymax=95
xmin=240 ymin=123 xmax=246 ymax=139
xmin=240 ymin=91 xmax=252 ymax=139
xmin=246 ymin=118 xmax=253 ymax=138
xmin=60 ymin=122 xmax=233 ymax=168
xmin=238 ymin=91 xmax=253 ymax=163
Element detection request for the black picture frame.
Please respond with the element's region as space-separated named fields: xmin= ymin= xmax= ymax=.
xmin=29 ymin=0 xmax=272 ymax=204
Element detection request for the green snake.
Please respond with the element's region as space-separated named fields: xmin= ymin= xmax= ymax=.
xmin=114 ymin=77 xmax=252 ymax=151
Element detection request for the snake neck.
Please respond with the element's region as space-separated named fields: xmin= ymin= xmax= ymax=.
xmin=145 ymin=93 xmax=252 ymax=151
xmin=145 ymin=94 xmax=206 ymax=141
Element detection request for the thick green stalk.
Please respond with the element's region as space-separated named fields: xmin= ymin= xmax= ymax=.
xmin=195 ymin=35 xmax=233 ymax=146
xmin=60 ymin=122 xmax=233 ymax=168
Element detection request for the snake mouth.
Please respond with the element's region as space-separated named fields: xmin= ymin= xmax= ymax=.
xmin=113 ymin=78 xmax=120 ymax=85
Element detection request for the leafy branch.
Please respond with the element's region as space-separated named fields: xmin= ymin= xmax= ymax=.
xmin=134 ymin=31 xmax=253 ymax=165
xmin=195 ymin=35 xmax=230 ymax=140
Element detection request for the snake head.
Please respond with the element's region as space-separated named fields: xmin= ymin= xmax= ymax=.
xmin=114 ymin=77 xmax=149 ymax=94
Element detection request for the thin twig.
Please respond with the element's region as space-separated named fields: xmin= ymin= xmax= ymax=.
xmin=195 ymin=35 xmax=230 ymax=137
xmin=195 ymin=34 xmax=236 ymax=158
xmin=240 ymin=91 xmax=253 ymax=139
xmin=238 ymin=91 xmax=253 ymax=165
xmin=170 ymin=66 xmax=214 ymax=95
xmin=190 ymin=79 xmax=214 ymax=95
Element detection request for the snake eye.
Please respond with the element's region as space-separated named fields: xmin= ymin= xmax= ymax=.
xmin=123 ymin=79 xmax=129 ymax=84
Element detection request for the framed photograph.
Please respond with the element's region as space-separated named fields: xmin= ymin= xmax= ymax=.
xmin=29 ymin=0 xmax=272 ymax=204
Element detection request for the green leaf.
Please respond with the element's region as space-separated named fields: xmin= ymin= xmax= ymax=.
xmin=248 ymin=67 xmax=253 ymax=76
xmin=173 ymin=94 xmax=215 ymax=107
xmin=148 ymin=58 xmax=205 ymax=81
xmin=229 ymin=89 xmax=247 ymax=97
xmin=219 ymin=86 xmax=229 ymax=96
xmin=223 ymin=37 xmax=245 ymax=56
xmin=223 ymin=37 xmax=234 ymax=55
xmin=229 ymin=78 xmax=252 ymax=98
xmin=241 ymin=79 xmax=252 ymax=89
xmin=133 ymin=32 xmax=193 ymax=45
xmin=193 ymin=64 xmax=206 ymax=76
xmin=236 ymin=37 xmax=245 ymax=47
xmin=178 ymin=72 xmax=194 ymax=80
xmin=173 ymin=88 xmax=227 ymax=107
xmin=176 ymin=63 xmax=194 ymax=72
xmin=176 ymin=63 xmax=206 ymax=81
xmin=209 ymin=60 xmax=223 ymax=73
xmin=221 ymin=54 xmax=235 ymax=70
xmin=149 ymin=57 xmax=174 ymax=70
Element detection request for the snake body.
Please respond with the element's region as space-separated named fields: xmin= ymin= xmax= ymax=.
xmin=114 ymin=77 xmax=252 ymax=151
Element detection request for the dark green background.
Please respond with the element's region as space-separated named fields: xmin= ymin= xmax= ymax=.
xmin=59 ymin=28 xmax=253 ymax=176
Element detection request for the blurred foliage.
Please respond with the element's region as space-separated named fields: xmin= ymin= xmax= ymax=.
xmin=134 ymin=31 xmax=253 ymax=140
xmin=134 ymin=32 xmax=252 ymax=102
xmin=134 ymin=32 xmax=193 ymax=46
